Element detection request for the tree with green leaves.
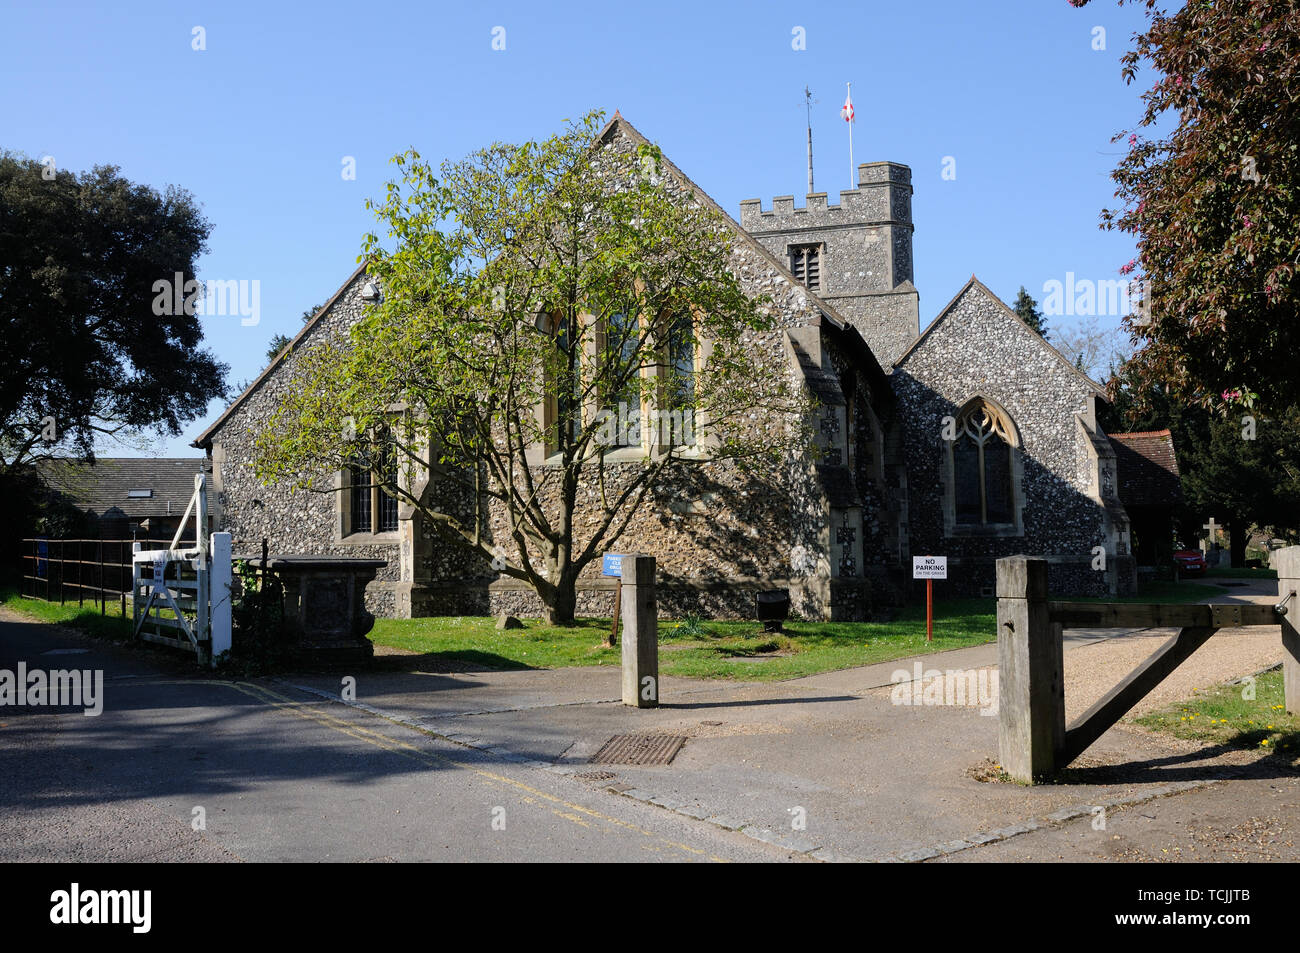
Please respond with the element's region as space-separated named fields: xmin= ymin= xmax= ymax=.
xmin=1071 ymin=0 xmax=1300 ymax=416
xmin=1012 ymin=286 xmax=1047 ymax=336
xmin=0 ymin=153 xmax=228 ymax=477
xmin=1103 ymin=367 xmax=1300 ymax=565
xmin=253 ymin=112 xmax=809 ymax=623
xmin=264 ymin=334 xmax=292 ymax=365
xmin=262 ymin=305 xmax=322 ymax=367
xmin=1176 ymin=406 xmax=1300 ymax=565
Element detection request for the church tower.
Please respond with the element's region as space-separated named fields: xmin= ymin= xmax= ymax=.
xmin=740 ymin=161 xmax=920 ymax=366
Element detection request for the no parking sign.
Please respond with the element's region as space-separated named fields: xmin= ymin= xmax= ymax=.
xmin=912 ymin=555 xmax=947 ymax=580
xmin=912 ymin=555 xmax=947 ymax=641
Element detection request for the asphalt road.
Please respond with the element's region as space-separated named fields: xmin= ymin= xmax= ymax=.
xmin=0 ymin=612 xmax=795 ymax=863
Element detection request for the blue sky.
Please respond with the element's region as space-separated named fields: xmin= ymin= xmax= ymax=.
xmin=0 ymin=0 xmax=1152 ymax=457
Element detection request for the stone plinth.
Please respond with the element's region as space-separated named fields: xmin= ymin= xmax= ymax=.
xmin=253 ymin=556 xmax=386 ymax=664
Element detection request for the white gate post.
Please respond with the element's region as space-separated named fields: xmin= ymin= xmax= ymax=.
xmin=131 ymin=541 xmax=142 ymax=632
xmin=210 ymin=532 xmax=232 ymax=666
xmin=194 ymin=475 xmax=209 ymax=660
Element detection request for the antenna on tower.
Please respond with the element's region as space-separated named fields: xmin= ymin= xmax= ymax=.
xmin=802 ymin=85 xmax=818 ymax=195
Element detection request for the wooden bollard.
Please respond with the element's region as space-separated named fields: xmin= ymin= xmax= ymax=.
xmin=996 ymin=556 xmax=1064 ymax=783
xmin=1277 ymin=547 xmax=1300 ymax=715
xmin=620 ymin=555 xmax=659 ymax=708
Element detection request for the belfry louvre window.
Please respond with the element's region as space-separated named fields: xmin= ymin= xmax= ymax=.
xmin=790 ymin=244 xmax=821 ymax=291
xmin=347 ymin=428 xmax=399 ymax=534
xmin=952 ymin=401 xmax=1015 ymax=525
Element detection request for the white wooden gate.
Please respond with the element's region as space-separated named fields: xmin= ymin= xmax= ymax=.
xmin=131 ymin=473 xmax=232 ymax=666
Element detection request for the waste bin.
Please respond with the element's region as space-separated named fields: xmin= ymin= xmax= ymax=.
xmin=756 ymin=589 xmax=790 ymax=633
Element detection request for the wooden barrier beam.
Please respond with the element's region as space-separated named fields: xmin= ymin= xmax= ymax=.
xmin=997 ymin=556 xmax=1063 ymax=783
xmin=1048 ymin=601 xmax=1279 ymax=629
xmin=1062 ymin=625 xmax=1218 ymax=764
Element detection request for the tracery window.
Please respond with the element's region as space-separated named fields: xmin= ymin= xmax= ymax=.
xmin=951 ymin=400 xmax=1015 ymax=526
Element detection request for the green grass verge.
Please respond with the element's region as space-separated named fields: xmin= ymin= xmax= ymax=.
xmin=1100 ymin=580 xmax=1226 ymax=604
xmin=1 ymin=587 xmax=134 ymax=640
xmin=1205 ymin=566 xmax=1278 ymax=580
xmin=1134 ymin=668 xmax=1299 ymax=756
xmin=369 ymin=598 xmax=998 ymax=681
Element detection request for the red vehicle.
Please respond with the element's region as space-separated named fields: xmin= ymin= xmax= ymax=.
xmin=1173 ymin=550 xmax=1208 ymax=576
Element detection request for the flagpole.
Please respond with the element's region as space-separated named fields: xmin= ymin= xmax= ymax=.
xmin=847 ymin=81 xmax=854 ymax=190
xmin=804 ymin=85 xmax=815 ymax=196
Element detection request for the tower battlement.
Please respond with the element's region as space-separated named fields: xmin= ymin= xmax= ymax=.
xmin=739 ymin=161 xmax=918 ymax=366
xmin=739 ymin=162 xmax=913 ymax=232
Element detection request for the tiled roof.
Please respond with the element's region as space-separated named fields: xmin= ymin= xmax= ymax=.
xmin=37 ymin=457 xmax=212 ymax=519
xmin=1108 ymin=430 xmax=1182 ymax=507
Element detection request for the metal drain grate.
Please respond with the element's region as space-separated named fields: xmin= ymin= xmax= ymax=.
xmin=589 ymin=733 xmax=687 ymax=766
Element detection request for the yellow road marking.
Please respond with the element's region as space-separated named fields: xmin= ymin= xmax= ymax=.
xmin=220 ymin=680 xmax=725 ymax=862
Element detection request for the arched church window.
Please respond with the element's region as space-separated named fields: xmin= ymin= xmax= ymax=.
xmin=952 ymin=400 xmax=1016 ymax=526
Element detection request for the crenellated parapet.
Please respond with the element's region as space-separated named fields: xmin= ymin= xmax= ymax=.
xmin=740 ymin=162 xmax=913 ymax=233
xmin=739 ymin=162 xmax=918 ymax=365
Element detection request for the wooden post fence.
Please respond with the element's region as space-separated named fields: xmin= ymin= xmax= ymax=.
xmin=1279 ymin=548 xmax=1300 ymax=715
xmin=996 ymin=556 xmax=1063 ymax=783
xmin=620 ymin=554 xmax=659 ymax=708
xmin=997 ymin=549 xmax=1296 ymax=783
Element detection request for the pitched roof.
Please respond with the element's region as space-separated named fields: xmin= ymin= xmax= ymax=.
xmin=893 ymin=275 xmax=1109 ymax=399
xmin=788 ymin=334 xmax=845 ymax=406
xmin=1108 ymin=429 xmax=1182 ymax=507
xmin=192 ymin=261 xmax=367 ymax=449
xmin=37 ymin=457 xmax=213 ymax=519
xmin=597 ymin=114 xmax=864 ymax=335
xmin=191 ymin=113 xmax=883 ymax=450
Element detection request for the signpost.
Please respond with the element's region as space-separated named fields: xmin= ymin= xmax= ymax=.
xmin=912 ymin=555 xmax=948 ymax=642
xmin=151 ymin=555 xmax=168 ymax=593
xmin=602 ymin=553 xmax=624 ymax=647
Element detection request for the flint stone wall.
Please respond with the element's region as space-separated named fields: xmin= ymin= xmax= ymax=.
xmin=204 ymin=120 xmax=896 ymax=620
xmin=892 ymin=281 xmax=1119 ymax=597
xmin=208 ymin=272 xmax=404 ymax=617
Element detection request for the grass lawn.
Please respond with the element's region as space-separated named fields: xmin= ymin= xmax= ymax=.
xmin=1 ymin=587 xmax=133 ymax=641
xmin=1088 ymin=580 xmax=1225 ymax=604
xmin=0 ymin=571 xmax=1249 ymax=682
xmin=369 ymin=574 xmax=1245 ymax=680
xmin=1205 ymin=566 xmax=1278 ymax=580
xmin=370 ymin=598 xmax=998 ymax=681
xmin=1135 ymin=669 xmax=1299 ymax=757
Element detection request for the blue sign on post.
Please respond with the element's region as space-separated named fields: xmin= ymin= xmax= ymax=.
xmin=602 ymin=553 xmax=624 ymax=578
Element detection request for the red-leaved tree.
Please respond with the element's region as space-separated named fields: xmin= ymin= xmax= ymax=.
xmin=1072 ymin=0 xmax=1300 ymax=417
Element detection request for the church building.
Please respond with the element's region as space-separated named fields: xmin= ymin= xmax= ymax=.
xmin=194 ymin=114 xmax=1149 ymax=620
